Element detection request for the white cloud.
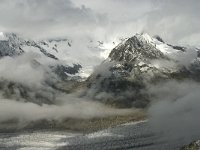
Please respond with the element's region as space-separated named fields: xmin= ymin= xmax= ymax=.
xmin=0 ymin=53 xmax=46 ymax=88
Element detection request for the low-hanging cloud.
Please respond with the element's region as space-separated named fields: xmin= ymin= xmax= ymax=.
xmin=0 ymin=52 xmax=47 ymax=88
xmin=148 ymin=80 xmax=200 ymax=141
xmin=0 ymin=94 xmax=132 ymax=124
xmin=0 ymin=52 xmax=133 ymax=129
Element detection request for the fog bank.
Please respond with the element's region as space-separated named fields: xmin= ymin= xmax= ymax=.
xmin=148 ymin=80 xmax=200 ymax=140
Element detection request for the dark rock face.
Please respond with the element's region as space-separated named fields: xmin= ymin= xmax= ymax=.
xmin=167 ymin=44 xmax=186 ymax=52
xmin=181 ymin=141 xmax=200 ymax=150
xmin=153 ymin=35 xmax=164 ymax=43
xmin=86 ymin=62 xmax=151 ymax=108
xmin=53 ymin=64 xmax=82 ymax=80
xmin=0 ymin=39 xmax=23 ymax=57
xmin=197 ymin=49 xmax=200 ymax=57
xmin=0 ymin=78 xmax=57 ymax=105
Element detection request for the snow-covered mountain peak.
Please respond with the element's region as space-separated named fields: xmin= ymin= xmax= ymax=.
xmin=135 ymin=33 xmax=154 ymax=43
xmin=103 ymin=33 xmax=200 ymax=82
xmin=108 ymin=33 xmax=197 ymax=65
xmin=109 ymin=33 xmax=167 ymax=63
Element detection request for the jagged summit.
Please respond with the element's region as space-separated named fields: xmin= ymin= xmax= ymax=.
xmin=0 ymin=32 xmax=24 ymax=57
xmin=109 ymin=33 xmax=194 ymax=63
xmin=109 ymin=33 xmax=166 ymax=63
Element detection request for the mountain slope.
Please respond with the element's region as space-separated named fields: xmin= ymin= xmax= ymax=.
xmin=85 ymin=33 xmax=200 ymax=108
xmin=0 ymin=33 xmax=85 ymax=105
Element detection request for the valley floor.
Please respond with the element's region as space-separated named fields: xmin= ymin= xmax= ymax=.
xmin=0 ymin=110 xmax=199 ymax=150
xmin=0 ymin=119 xmax=198 ymax=150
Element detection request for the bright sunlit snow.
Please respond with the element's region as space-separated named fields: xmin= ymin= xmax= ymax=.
xmin=0 ymin=32 xmax=7 ymax=41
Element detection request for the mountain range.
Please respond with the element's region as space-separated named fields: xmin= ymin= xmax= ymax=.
xmin=0 ymin=32 xmax=199 ymax=108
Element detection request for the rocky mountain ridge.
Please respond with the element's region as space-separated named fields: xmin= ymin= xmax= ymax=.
xmin=85 ymin=33 xmax=200 ymax=108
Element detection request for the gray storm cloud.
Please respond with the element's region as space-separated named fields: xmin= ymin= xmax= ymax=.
xmin=0 ymin=0 xmax=107 ymax=39
xmin=69 ymin=0 xmax=200 ymax=46
xmin=0 ymin=0 xmax=199 ymax=46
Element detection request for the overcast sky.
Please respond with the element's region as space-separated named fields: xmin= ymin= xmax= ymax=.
xmin=0 ymin=0 xmax=199 ymax=45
